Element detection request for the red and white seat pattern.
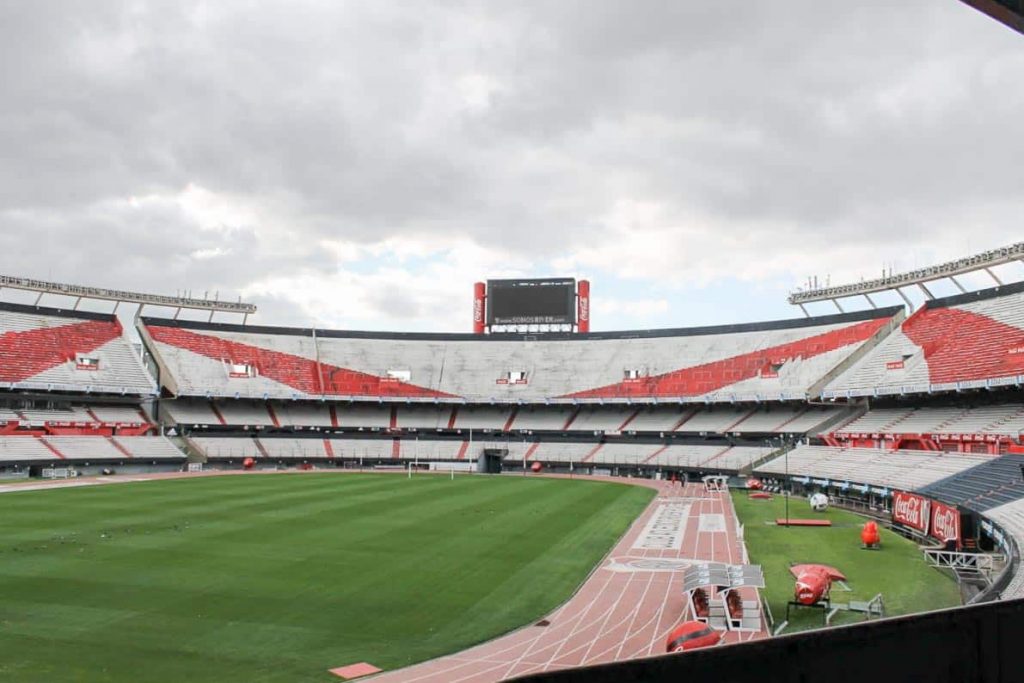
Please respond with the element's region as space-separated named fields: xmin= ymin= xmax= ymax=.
xmin=0 ymin=304 xmax=155 ymax=395
xmin=140 ymin=309 xmax=895 ymax=403
xmin=824 ymin=286 xmax=1024 ymax=398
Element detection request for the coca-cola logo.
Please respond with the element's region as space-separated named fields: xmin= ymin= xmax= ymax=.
xmin=932 ymin=507 xmax=959 ymax=541
xmin=579 ymin=296 xmax=589 ymax=321
xmin=893 ymin=492 xmax=929 ymax=530
xmin=473 ymin=298 xmax=483 ymax=322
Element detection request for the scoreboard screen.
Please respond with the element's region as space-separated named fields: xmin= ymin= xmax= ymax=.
xmin=487 ymin=278 xmax=576 ymax=325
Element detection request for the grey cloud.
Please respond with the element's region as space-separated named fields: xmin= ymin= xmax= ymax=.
xmin=0 ymin=0 xmax=1021 ymax=326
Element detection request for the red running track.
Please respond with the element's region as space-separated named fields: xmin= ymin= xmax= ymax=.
xmin=367 ymin=479 xmax=767 ymax=683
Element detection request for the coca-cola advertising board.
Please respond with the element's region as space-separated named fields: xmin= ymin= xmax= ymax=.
xmin=892 ymin=490 xmax=930 ymax=534
xmin=930 ymin=501 xmax=961 ymax=547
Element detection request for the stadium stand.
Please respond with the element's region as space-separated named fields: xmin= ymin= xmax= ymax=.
xmin=824 ymin=283 xmax=1024 ymax=398
xmin=139 ymin=307 xmax=900 ymax=403
xmin=0 ymin=435 xmax=183 ymax=462
xmin=186 ymin=435 xmax=770 ymax=472
xmin=836 ymin=405 xmax=1024 ymax=438
xmin=0 ymin=437 xmax=59 ymax=462
xmin=87 ymin=405 xmax=149 ymax=424
xmin=755 ymin=445 xmax=991 ymax=491
xmin=335 ymin=404 xmax=392 ymax=428
xmin=162 ymin=400 xmax=223 ymax=426
xmin=0 ymin=302 xmax=156 ymax=395
xmin=214 ymin=401 xmax=276 ymax=427
xmin=396 ymin=406 xmax=452 ymax=430
xmin=273 ymin=402 xmax=334 ymax=427
xmin=452 ymin=406 xmax=512 ymax=430
xmin=982 ymin=500 xmax=1024 ymax=599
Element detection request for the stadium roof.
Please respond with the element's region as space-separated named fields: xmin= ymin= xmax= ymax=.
xmin=960 ymin=0 xmax=1024 ymax=34
xmin=0 ymin=274 xmax=256 ymax=319
xmin=788 ymin=242 xmax=1024 ymax=313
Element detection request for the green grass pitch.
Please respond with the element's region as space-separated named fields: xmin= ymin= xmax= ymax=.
xmin=0 ymin=473 xmax=654 ymax=682
xmin=730 ymin=490 xmax=961 ymax=632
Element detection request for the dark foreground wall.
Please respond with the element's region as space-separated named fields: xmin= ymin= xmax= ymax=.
xmin=510 ymin=598 xmax=1024 ymax=683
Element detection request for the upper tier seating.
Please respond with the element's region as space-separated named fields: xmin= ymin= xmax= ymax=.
xmin=755 ymin=445 xmax=990 ymax=491
xmin=141 ymin=308 xmax=897 ymax=403
xmin=825 ymin=285 xmax=1024 ymax=398
xmin=982 ymin=500 xmax=1024 ymax=599
xmin=837 ymin=405 xmax=1024 ymax=437
xmin=1 ymin=303 xmax=155 ymax=395
xmin=0 ymin=436 xmax=183 ymax=462
xmin=918 ymin=454 xmax=1024 ymax=511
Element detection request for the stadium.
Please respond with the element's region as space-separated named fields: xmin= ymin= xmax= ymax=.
xmin=1 ymin=237 xmax=1024 ymax=682
xmin=3 ymin=2 xmax=1024 ymax=682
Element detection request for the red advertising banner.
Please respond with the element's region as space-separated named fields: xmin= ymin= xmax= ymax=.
xmin=892 ymin=490 xmax=930 ymax=534
xmin=473 ymin=282 xmax=486 ymax=334
xmin=930 ymin=501 xmax=961 ymax=547
xmin=577 ymin=279 xmax=590 ymax=333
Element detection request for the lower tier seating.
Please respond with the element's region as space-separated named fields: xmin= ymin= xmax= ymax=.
xmin=189 ymin=436 xmax=775 ymax=472
xmin=755 ymin=445 xmax=990 ymax=491
xmin=0 ymin=436 xmax=184 ymax=462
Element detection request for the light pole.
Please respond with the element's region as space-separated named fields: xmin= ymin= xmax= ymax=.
xmin=783 ymin=436 xmax=790 ymax=525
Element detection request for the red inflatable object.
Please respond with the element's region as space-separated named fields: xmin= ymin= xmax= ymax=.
xmin=746 ymin=477 xmax=763 ymax=490
xmin=665 ymin=621 xmax=722 ymax=653
xmin=790 ymin=564 xmax=846 ymax=605
xmin=531 ymin=461 xmax=542 ymax=473
xmin=242 ymin=457 xmax=255 ymax=469
xmin=861 ymin=520 xmax=881 ymax=547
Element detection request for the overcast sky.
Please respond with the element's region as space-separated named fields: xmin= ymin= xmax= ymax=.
xmin=1 ymin=1 xmax=1021 ymax=332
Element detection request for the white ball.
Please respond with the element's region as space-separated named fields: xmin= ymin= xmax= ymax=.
xmin=809 ymin=493 xmax=829 ymax=512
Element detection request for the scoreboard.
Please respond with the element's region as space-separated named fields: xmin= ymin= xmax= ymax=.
xmin=486 ymin=278 xmax=577 ymax=326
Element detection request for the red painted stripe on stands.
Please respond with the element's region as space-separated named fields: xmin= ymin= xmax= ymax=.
xmin=643 ymin=444 xmax=669 ymax=464
xmin=108 ymin=437 xmax=133 ymax=458
xmin=581 ymin=443 xmax=604 ymax=463
xmin=562 ymin=316 xmax=890 ymax=399
xmin=146 ymin=325 xmax=456 ymax=398
xmin=0 ymin=320 xmax=121 ymax=383
xmin=38 ymin=437 xmax=66 ymax=460
xmin=209 ymin=402 xmax=228 ymax=426
xmin=615 ymin=409 xmax=640 ymax=432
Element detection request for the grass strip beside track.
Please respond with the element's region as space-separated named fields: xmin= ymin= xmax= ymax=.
xmin=731 ymin=491 xmax=961 ymax=633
